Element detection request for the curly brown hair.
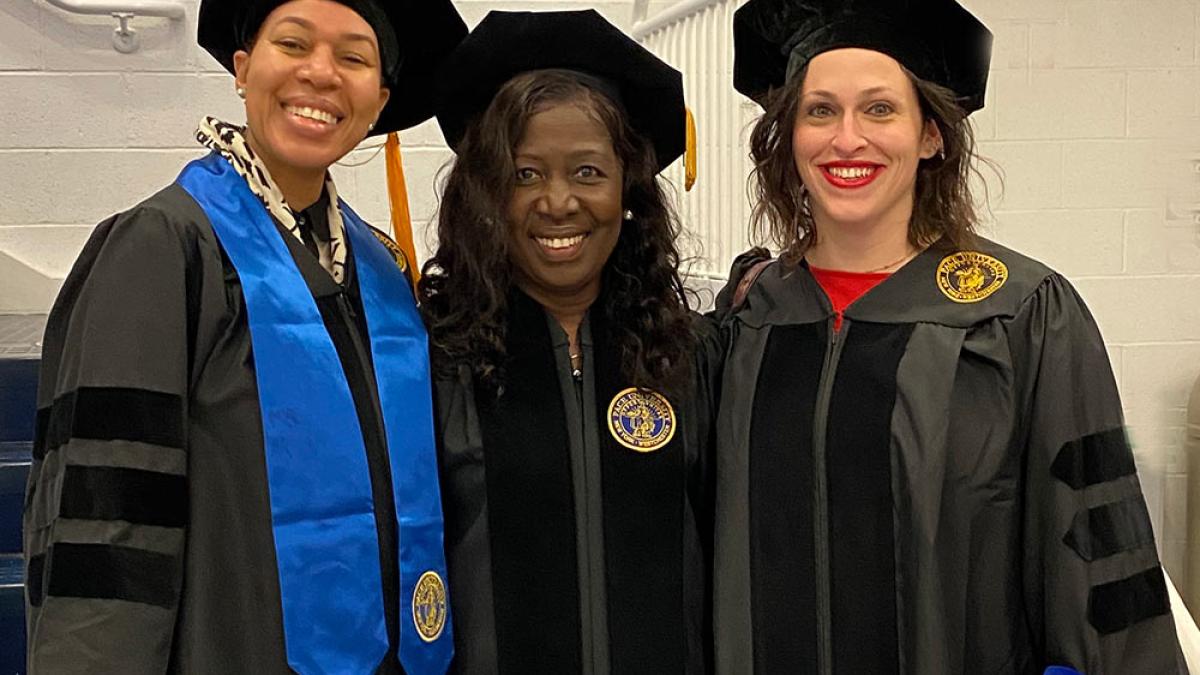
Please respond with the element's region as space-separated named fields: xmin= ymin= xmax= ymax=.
xmin=747 ymin=63 xmax=984 ymax=265
xmin=419 ymin=69 xmax=695 ymax=398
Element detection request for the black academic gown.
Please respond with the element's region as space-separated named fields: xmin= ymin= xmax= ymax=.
xmin=713 ymin=238 xmax=1187 ymax=674
xmin=435 ymin=290 xmax=718 ymax=674
xmin=23 ymin=183 xmax=406 ymax=674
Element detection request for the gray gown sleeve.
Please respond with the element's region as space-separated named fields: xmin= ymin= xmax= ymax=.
xmin=710 ymin=247 xmax=773 ymax=318
xmin=1015 ymin=274 xmax=1186 ymax=674
xmin=434 ymin=366 xmax=500 ymax=675
xmin=690 ymin=311 xmax=723 ymax=525
xmin=24 ymin=203 xmax=193 ymax=674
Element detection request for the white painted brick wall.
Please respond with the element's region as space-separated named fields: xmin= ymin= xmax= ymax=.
xmin=2 ymin=0 xmax=1200 ymax=594
xmin=959 ymin=0 xmax=1200 ymax=591
xmin=0 ymin=0 xmax=635 ymax=313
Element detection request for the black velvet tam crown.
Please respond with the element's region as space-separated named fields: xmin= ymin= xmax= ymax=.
xmin=198 ymin=0 xmax=467 ymax=134
xmin=733 ymin=0 xmax=992 ymax=114
xmin=434 ymin=9 xmax=686 ymax=172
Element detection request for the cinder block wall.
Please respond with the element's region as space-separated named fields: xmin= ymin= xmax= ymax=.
xmin=2 ymin=0 xmax=1200 ymax=587
xmin=959 ymin=0 xmax=1200 ymax=587
xmin=0 ymin=0 xmax=631 ymax=312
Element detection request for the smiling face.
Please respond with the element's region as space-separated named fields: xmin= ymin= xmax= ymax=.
xmin=505 ymin=99 xmax=624 ymax=309
xmin=232 ymin=0 xmax=390 ymax=188
xmin=792 ymin=48 xmax=941 ymax=235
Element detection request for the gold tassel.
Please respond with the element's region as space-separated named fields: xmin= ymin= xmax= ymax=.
xmin=385 ymin=132 xmax=421 ymax=286
xmin=684 ymin=106 xmax=698 ymax=192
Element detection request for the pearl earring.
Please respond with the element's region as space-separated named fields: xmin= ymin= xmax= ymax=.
xmin=622 ymin=209 xmax=634 ymax=221
xmin=236 ymin=86 xmax=246 ymax=99
xmin=368 ymin=122 xmax=375 ymax=131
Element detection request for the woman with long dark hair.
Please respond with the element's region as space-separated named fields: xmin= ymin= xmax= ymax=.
xmin=423 ymin=10 xmax=716 ymax=674
xmin=713 ymin=0 xmax=1186 ymax=672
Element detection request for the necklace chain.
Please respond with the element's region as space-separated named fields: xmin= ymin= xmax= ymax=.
xmin=806 ymin=245 xmax=922 ymax=274
xmin=863 ymin=247 xmax=920 ymax=273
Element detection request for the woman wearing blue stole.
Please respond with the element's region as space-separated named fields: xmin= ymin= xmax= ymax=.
xmin=23 ymin=1 xmax=464 ymax=672
xmin=423 ymin=11 xmax=718 ymax=674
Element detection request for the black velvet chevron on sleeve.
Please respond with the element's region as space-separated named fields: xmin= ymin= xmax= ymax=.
xmin=58 ymin=465 xmax=187 ymax=528
xmin=1087 ymin=566 xmax=1170 ymax=635
xmin=1062 ymin=497 xmax=1154 ymax=563
xmin=34 ymin=387 xmax=185 ymax=460
xmin=36 ymin=543 xmax=181 ymax=609
xmin=1050 ymin=428 xmax=1136 ymax=490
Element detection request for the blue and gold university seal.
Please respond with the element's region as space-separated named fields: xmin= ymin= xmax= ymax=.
xmin=412 ymin=570 xmax=447 ymax=643
xmin=607 ymin=387 xmax=677 ymax=453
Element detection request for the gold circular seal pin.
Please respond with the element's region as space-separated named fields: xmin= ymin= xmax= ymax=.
xmin=936 ymin=251 xmax=1008 ymax=303
xmin=607 ymin=387 xmax=677 ymax=453
xmin=412 ymin=570 xmax=447 ymax=643
xmin=369 ymin=228 xmax=410 ymax=273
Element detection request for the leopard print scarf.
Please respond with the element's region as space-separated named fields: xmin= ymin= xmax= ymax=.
xmin=195 ymin=116 xmax=347 ymax=283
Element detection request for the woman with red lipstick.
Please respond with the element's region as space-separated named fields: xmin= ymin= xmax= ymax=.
xmin=422 ymin=11 xmax=716 ymax=674
xmin=24 ymin=1 xmax=465 ymax=672
xmin=712 ymin=0 xmax=1185 ymax=673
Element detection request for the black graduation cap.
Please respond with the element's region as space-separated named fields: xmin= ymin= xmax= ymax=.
xmin=434 ymin=10 xmax=686 ymax=173
xmin=198 ymin=0 xmax=467 ymax=135
xmin=733 ymin=0 xmax=992 ymax=114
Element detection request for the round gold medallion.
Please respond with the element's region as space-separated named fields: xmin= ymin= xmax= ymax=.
xmin=936 ymin=251 xmax=1008 ymax=303
xmin=412 ymin=570 xmax=447 ymax=643
xmin=369 ymin=228 xmax=409 ymax=273
xmin=607 ymin=388 xmax=677 ymax=453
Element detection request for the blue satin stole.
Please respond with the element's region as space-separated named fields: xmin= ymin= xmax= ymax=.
xmin=178 ymin=152 xmax=452 ymax=675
